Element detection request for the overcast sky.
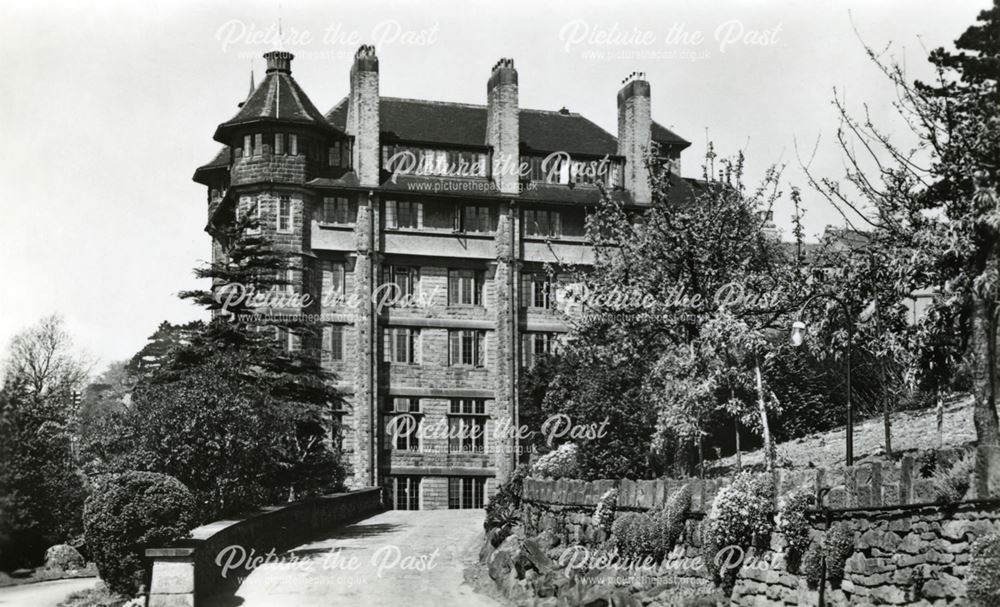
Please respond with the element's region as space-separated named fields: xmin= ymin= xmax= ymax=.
xmin=0 ymin=0 xmax=984 ymax=371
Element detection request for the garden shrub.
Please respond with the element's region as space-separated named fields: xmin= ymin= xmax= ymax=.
xmin=803 ymin=523 xmax=855 ymax=589
xmin=530 ymin=443 xmax=579 ymax=479
xmin=703 ymin=473 xmax=774 ymax=593
xmin=609 ymin=485 xmax=692 ymax=562
xmin=802 ymin=542 xmax=824 ymax=589
xmin=43 ymin=544 xmax=85 ymax=571
xmin=931 ymin=452 xmax=975 ymax=503
xmin=485 ymin=466 xmax=527 ymax=546
xmin=775 ymin=489 xmax=813 ymax=573
xmin=592 ymin=488 xmax=618 ymax=534
xmin=968 ymin=533 xmax=1000 ymax=606
xmin=611 ymin=512 xmax=656 ymax=558
xmin=83 ymin=471 xmax=195 ymax=596
xmin=654 ymin=483 xmax=692 ymax=554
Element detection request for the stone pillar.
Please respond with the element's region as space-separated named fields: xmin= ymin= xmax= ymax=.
xmin=352 ymin=198 xmax=378 ymax=488
xmin=493 ymin=206 xmax=517 ymax=486
xmin=617 ymin=73 xmax=652 ymax=204
xmin=347 ymin=45 xmax=380 ymax=187
xmin=486 ymin=58 xmax=519 ymax=195
xmin=146 ymin=548 xmax=195 ymax=607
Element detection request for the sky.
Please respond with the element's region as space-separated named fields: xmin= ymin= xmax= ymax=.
xmin=0 ymin=0 xmax=986 ymax=372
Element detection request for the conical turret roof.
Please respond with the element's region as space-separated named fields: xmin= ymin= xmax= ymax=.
xmin=213 ymin=51 xmax=343 ymax=142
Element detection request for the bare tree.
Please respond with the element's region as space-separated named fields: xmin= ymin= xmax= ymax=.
xmin=2 ymin=315 xmax=93 ymax=402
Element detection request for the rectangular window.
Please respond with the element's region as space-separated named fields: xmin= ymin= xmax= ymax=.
xmin=278 ymin=196 xmax=292 ymax=232
xmin=385 ymin=200 xmax=423 ymax=229
xmin=289 ymin=134 xmax=298 ymax=156
xmin=385 ymin=398 xmax=420 ymax=451
xmin=448 ymin=399 xmax=487 ymax=453
xmin=254 ymin=133 xmax=263 ymax=157
xmin=275 ymin=132 xmax=285 ymax=155
xmin=325 ymin=325 xmax=345 ymax=361
xmin=382 ymin=265 xmax=418 ymax=300
xmin=524 ymin=209 xmax=562 ymax=238
xmin=279 ymin=268 xmax=295 ymax=294
xmin=448 ymin=477 xmax=485 ymax=509
xmin=521 ymin=273 xmax=554 ymax=309
xmin=287 ymin=330 xmax=301 ymax=353
xmin=456 ymin=205 xmax=494 ymax=233
xmin=391 ymin=476 xmax=421 ymax=510
xmin=243 ymin=135 xmax=253 ymax=158
xmin=448 ymin=330 xmax=486 ymax=367
xmin=321 ymin=197 xmax=352 ymax=224
xmin=383 ymin=328 xmax=419 ymax=364
xmin=448 ymin=269 xmax=484 ymax=306
xmin=522 ymin=333 xmax=556 ymax=368
xmin=323 ymin=262 xmax=346 ymax=296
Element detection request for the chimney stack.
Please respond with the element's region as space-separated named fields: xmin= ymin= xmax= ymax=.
xmin=486 ymin=58 xmax=519 ymax=195
xmin=347 ymin=45 xmax=380 ymax=187
xmin=617 ymin=72 xmax=652 ymax=204
xmin=263 ymin=50 xmax=294 ymax=74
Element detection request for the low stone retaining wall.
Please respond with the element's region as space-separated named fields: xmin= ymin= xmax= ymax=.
xmin=518 ymin=468 xmax=1000 ymax=606
xmin=146 ymin=488 xmax=382 ymax=607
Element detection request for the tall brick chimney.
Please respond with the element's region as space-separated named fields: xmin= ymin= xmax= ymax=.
xmin=617 ymin=72 xmax=652 ymax=204
xmin=347 ymin=45 xmax=380 ymax=187
xmin=486 ymin=58 xmax=519 ymax=195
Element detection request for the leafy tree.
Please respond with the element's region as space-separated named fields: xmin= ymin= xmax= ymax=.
xmin=87 ymin=215 xmax=346 ymax=518
xmin=805 ymin=1 xmax=1000 ymax=445
xmin=0 ymin=316 xmax=91 ymax=569
xmin=539 ymin=150 xmax=801 ymax=477
xmin=127 ymin=321 xmax=203 ymax=376
xmin=0 ymin=388 xmax=88 ymax=569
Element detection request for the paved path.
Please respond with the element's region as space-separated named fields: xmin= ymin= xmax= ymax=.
xmin=207 ymin=510 xmax=502 ymax=607
xmin=0 ymin=577 xmax=99 ymax=607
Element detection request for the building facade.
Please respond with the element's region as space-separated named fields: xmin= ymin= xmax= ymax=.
xmin=193 ymin=46 xmax=690 ymax=509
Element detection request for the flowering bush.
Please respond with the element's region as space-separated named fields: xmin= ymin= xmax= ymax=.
xmin=530 ymin=443 xmax=579 ymax=479
xmin=592 ymin=488 xmax=618 ymax=533
xmin=775 ymin=489 xmax=813 ymax=573
xmin=803 ymin=523 xmax=854 ymax=589
xmin=611 ymin=512 xmax=658 ymax=557
xmin=968 ymin=533 xmax=1000 ymax=606
xmin=706 ymin=473 xmax=774 ymax=549
xmin=703 ymin=473 xmax=774 ymax=592
xmin=608 ymin=484 xmax=692 ymax=561
xmin=655 ymin=483 xmax=692 ymax=552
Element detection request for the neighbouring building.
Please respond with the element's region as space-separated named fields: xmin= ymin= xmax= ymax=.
xmin=193 ymin=46 xmax=691 ymax=509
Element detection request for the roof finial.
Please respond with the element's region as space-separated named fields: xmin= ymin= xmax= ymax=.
xmin=238 ymin=60 xmax=255 ymax=108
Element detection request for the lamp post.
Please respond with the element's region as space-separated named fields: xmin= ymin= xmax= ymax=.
xmin=790 ymin=293 xmax=857 ymax=466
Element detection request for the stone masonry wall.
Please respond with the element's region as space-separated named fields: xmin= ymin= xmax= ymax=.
xmin=519 ymin=459 xmax=1000 ymax=606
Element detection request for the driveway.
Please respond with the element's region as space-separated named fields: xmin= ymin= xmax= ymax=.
xmin=0 ymin=577 xmax=99 ymax=607
xmin=206 ymin=509 xmax=502 ymax=607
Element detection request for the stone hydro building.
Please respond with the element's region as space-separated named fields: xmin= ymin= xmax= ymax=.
xmin=193 ymin=47 xmax=690 ymax=509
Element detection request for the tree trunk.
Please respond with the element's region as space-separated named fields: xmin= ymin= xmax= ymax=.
xmin=754 ymin=356 xmax=775 ymax=471
xmin=971 ymin=294 xmax=1000 ymax=445
xmin=735 ymin=419 xmax=742 ymax=472
xmin=698 ymin=436 xmax=705 ymax=479
xmin=936 ymin=388 xmax=945 ymax=451
xmin=874 ymin=295 xmax=893 ymax=458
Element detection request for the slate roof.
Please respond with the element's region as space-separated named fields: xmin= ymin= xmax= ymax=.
xmin=213 ymin=70 xmax=342 ymax=142
xmin=325 ymin=97 xmax=628 ymax=157
xmin=651 ymin=120 xmax=690 ymax=148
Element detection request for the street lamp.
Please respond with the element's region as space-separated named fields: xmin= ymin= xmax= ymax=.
xmin=790 ymin=293 xmax=857 ymax=466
